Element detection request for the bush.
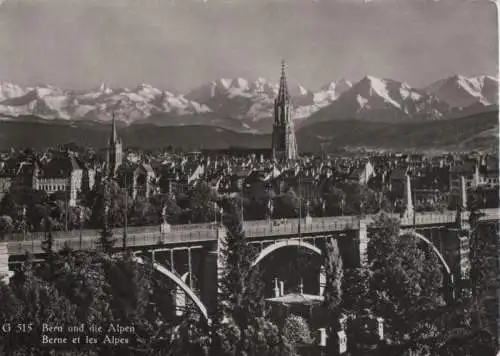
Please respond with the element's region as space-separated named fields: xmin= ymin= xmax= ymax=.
xmin=283 ymin=314 xmax=313 ymax=345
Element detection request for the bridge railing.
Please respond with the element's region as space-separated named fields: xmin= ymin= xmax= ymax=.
xmin=170 ymin=222 xmax=217 ymax=231
xmin=3 ymin=208 xmax=498 ymax=244
xmin=7 ymin=228 xmax=221 ymax=255
xmin=243 ymin=219 xmax=360 ymax=238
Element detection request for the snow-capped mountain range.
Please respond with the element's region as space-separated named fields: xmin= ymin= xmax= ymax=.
xmin=0 ymin=83 xmax=212 ymax=124
xmin=0 ymin=74 xmax=497 ymax=133
xmin=185 ymin=77 xmax=353 ymax=132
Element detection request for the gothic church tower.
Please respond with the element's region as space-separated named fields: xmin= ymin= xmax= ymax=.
xmin=272 ymin=61 xmax=298 ymax=162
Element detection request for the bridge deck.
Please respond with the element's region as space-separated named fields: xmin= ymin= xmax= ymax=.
xmin=4 ymin=209 xmax=498 ymax=256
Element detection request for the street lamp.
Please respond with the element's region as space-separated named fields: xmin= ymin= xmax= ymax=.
xmin=240 ymin=183 xmax=250 ymax=224
xmin=268 ymin=198 xmax=274 ymax=226
xmin=79 ymin=207 xmax=84 ymax=249
xmin=123 ymin=175 xmax=128 ymax=250
xmin=213 ymin=201 xmax=218 ymax=226
xmin=298 ymin=175 xmax=302 ymax=236
xmin=22 ymin=205 xmax=27 ymax=241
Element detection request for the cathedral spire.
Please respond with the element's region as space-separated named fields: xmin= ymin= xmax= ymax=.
xmin=272 ymin=60 xmax=298 ymax=162
xmin=277 ymin=60 xmax=289 ymax=104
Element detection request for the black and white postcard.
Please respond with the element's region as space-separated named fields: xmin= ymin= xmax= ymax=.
xmin=0 ymin=0 xmax=498 ymax=355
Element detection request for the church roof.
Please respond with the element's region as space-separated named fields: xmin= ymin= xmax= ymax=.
xmin=41 ymin=155 xmax=81 ymax=178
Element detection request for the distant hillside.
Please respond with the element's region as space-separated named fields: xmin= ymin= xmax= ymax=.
xmin=0 ymin=117 xmax=269 ymax=151
xmin=297 ymin=109 xmax=499 ymax=152
xmin=0 ymin=111 xmax=497 ymax=153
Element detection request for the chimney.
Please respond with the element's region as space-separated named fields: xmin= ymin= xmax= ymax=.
xmin=279 ymin=281 xmax=284 ymax=296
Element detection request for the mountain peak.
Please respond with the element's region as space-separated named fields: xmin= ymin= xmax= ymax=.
xmin=97 ymin=82 xmax=113 ymax=95
xmin=233 ymin=78 xmax=249 ymax=89
xmin=361 ymin=74 xmax=378 ymax=81
xmin=216 ymin=78 xmax=234 ymax=90
xmin=426 ymin=74 xmax=498 ymax=108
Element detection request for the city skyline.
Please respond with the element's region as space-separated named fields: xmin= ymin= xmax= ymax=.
xmin=0 ymin=0 xmax=497 ymax=92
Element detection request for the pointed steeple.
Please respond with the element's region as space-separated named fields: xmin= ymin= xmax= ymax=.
xmin=277 ymin=60 xmax=289 ymax=104
xmin=272 ymin=60 xmax=298 ymax=162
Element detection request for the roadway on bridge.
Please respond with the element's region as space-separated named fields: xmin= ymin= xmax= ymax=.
xmin=4 ymin=209 xmax=498 ymax=256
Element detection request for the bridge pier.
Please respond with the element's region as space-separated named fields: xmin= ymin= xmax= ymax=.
xmin=443 ymin=226 xmax=470 ymax=296
xmin=319 ymin=265 xmax=326 ymax=296
xmin=200 ymin=227 xmax=226 ymax=316
xmin=357 ymin=219 xmax=368 ymax=267
xmin=0 ymin=242 xmax=12 ymax=284
xmin=341 ymin=219 xmax=369 ymax=269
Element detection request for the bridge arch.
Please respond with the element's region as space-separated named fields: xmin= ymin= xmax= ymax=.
xmin=133 ymin=256 xmax=209 ymax=322
xmin=251 ymin=239 xmax=322 ymax=267
xmin=251 ymin=240 xmax=326 ymax=296
xmin=399 ymin=230 xmax=452 ymax=276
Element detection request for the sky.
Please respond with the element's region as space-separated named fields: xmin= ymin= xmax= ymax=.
xmin=0 ymin=0 xmax=497 ymax=92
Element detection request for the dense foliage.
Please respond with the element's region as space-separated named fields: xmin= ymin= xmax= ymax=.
xmin=213 ymin=197 xmax=293 ymax=356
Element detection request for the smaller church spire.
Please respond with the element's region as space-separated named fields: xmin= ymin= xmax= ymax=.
xmin=110 ymin=100 xmax=122 ymax=144
xmin=111 ymin=111 xmax=118 ymax=144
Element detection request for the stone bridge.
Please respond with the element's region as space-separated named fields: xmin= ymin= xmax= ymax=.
xmin=0 ymin=208 xmax=498 ymax=318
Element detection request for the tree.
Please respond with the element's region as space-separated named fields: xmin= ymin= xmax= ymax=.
xmin=149 ymin=194 xmax=181 ymax=225
xmin=0 ymin=281 xmax=30 ymax=355
xmin=437 ymin=329 xmax=496 ymax=356
xmin=129 ymin=196 xmax=154 ymax=226
xmin=445 ymin=190 xmax=499 ymax=352
xmin=273 ymin=188 xmax=299 ymax=219
xmin=186 ymin=182 xmax=219 ymax=224
xmin=341 ymin=267 xmax=371 ymax=313
xmin=170 ymin=313 xmax=211 ymax=356
xmin=95 ymin=179 xmax=118 ymax=254
xmin=213 ymin=197 xmax=292 ymax=356
xmin=321 ymin=238 xmax=344 ymax=352
xmin=7 ymin=256 xmax=79 ymax=355
xmin=26 ymin=203 xmax=48 ymax=231
xmin=90 ymin=179 xmax=127 ymax=229
xmin=212 ymin=317 xmax=294 ymax=356
xmin=218 ymin=198 xmax=266 ymax=327
xmin=323 ymin=187 xmax=345 ymax=216
xmin=0 ymin=215 xmax=14 ymax=239
xmin=101 ymin=250 xmax=161 ymax=354
xmin=100 ymin=210 xmax=116 ymax=255
xmin=342 ymin=184 xmax=380 ymax=216
xmin=282 ymin=314 xmax=313 ymax=345
xmin=0 ymin=193 xmax=18 ymax=220
xmin=367 ymin=213 xmax=444 ymax=345
xmin=40 ymin=214 xmax=54 ymax=254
